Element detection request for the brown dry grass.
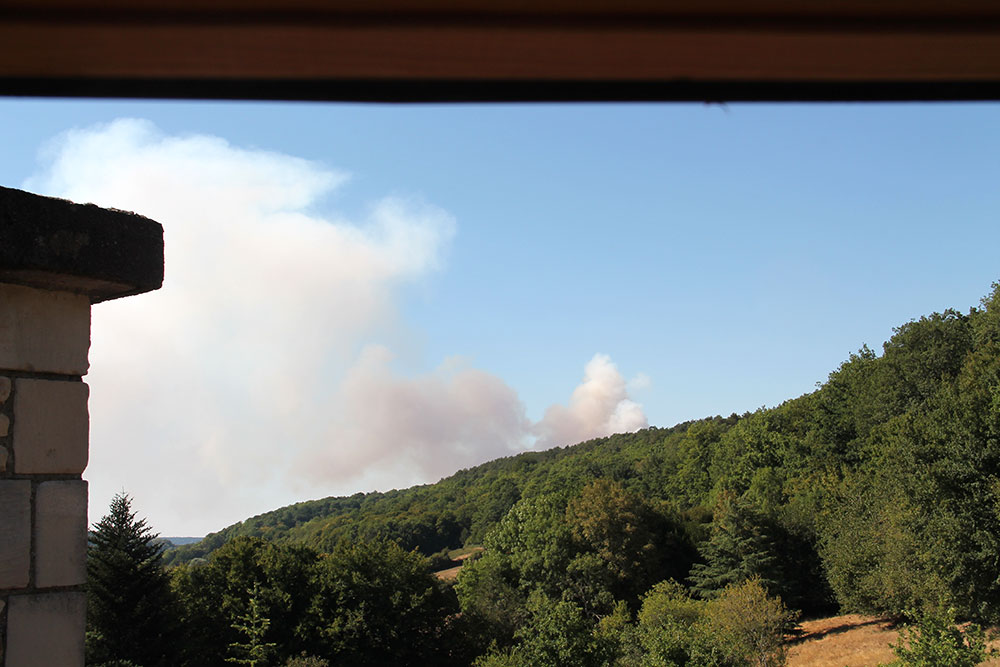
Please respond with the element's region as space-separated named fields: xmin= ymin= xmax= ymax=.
xmin=434 ymin=564 xmax=464 ymax=581
xmin=434 ymin=546 xmax=485 ymax=581
xmin=787 ymin=614 xmax=1000 ymax=667
xmin=786 ymin=614 xmax=899 ymax=667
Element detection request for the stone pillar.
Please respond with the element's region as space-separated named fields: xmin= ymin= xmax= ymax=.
xmin=0 ymin=186 xmax=163 ymax=667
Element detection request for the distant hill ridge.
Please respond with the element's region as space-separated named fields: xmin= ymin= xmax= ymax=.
xmin=161 ymin=537 xmax=203 ymax=547
xmin=163 ymin=420 xmax=702 ymax=566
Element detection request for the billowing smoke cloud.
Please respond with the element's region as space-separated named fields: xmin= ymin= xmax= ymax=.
xmin=26 ymin=119 xmax=647 ymax=535
xmin=296 ymin=350 xmax=647 ymax=491
xmin=296 ymin=346 xmax=531 ymax=487
xmin=533 ymin=354 xmax=649 ymax=449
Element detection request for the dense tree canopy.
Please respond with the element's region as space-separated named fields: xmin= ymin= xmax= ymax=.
xmin=168 ymin=535 xmax=464 ymax=666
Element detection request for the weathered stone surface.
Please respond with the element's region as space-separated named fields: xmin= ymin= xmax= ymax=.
xmin=0 ymin=413 xmax=8 ymax=437
xmin=12 ymin=378 xmax=89 ymax=474
xmin=0 ymin=480 xmax=31 ymax=588
xmin=35 ymin=480 xmax=88 ymax=588
xmin=0 ymin=185 xmax=164 ymax=303
xmin=0 ymin=283 xmax=91 ymax=375
xmin=6 ymin=592 xmax=86 ymax=666
xmin=0 ymin=375 xmax=10 ymax=402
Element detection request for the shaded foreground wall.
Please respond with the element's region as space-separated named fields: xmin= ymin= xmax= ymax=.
xmin=0 ymin=186 xmax=163 ymax=666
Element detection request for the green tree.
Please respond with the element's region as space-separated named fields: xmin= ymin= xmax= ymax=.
xmin=566 ymin=479 xmax=667 ymax=606
xmin=702 ymin=578 xmax=796 ymax=667
xmin=87 ymin=492 xmax=177 ymax=667
xmin=892 ymin=605 xmax=995 ymax=667
xmin=455 ymin=545 xmax=528 ymax=646
xmin=877 ymin=310 xmax=973 ymax=420
xmin=457 ymin=493 xmax=576 ymax=632
xmin=819 ymin=315 xmax=1000 ymax=622
xmin=669 ymin=420 xmax=726 ymax=507
xmin=469 ymin=476 xmax=522 ymax=543
xmin=170 ymin=537 xmax=323 ymax=666
xmin=227 ymin=581 xmax=279 ymax=666
xmin=172 ymin=535 xmax=459 ymax=666
xmin=688 ymin=497 xmax=780 ymax=601
xmin=632 ymin=577 xmax=794 ymax=667
xmin=818 ymin=458 xmax=944 ymax=617
xmin=312 ymin=538 xmax=455 ymax=665
xmin=473 ymin=594 xmax=614 ymax=667
xmin=636 ymin=579 xmax=705 ymax=666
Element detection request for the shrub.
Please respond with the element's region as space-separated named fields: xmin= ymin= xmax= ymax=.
xmin=892 ymin=606 xmax=995 ymax=667
xmin=636 ymin=579 xmax=705 ymax=666
xmin=703 ymin=578 xmax=797 ymax=667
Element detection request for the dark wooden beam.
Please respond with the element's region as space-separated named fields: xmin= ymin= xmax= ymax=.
xmin=3 ymin=1 xmax=1000 ymax=101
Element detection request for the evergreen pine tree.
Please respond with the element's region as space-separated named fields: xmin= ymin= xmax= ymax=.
xmin=87 ymin=492 xmax=177 ymax=667
xmin=688 ymin=497 xmax=781 ymax=600
xmin=226 ymin=582 xmax=278 ymax=667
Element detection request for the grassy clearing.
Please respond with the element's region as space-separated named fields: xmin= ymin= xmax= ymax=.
xmin=787 ymin=614 xmax=1000 ymax=667
xmin=435 ymin=546 xmax=485 ymax=581
xmin=786 ymin=615 xmax=899 ymax=666
xmin=447 ymin=545 xmax=484 ymax=561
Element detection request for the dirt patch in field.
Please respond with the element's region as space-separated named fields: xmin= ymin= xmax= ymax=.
xmin=435 ymin=565 xmax=464 ymax=581
xmin=786 ymin=615 xmax=899 ymax=667
xmin=434 ymin=546 xmax=484 ymax=581
xmin=451 ymin=547 xmax=483 ymax=562
xmin=787 ymin=614 xmax=1000 ymax=667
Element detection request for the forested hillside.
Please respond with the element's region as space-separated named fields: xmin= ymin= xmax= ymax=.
xmin=142 ymin=281 xmax=1000 ymax=665
xmin=164 ymin=419 xmax=705 ymax=566
xmin=169 ymin=281 xmax=1000 ymax=621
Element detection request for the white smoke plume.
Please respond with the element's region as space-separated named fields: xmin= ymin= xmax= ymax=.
xmin=533 ymin=353 xmax=649 ymax=449
xmin=26 ymin=119 xmax=647 ymax=535
xmin=295 ymin=345 xmax=532 ymax=487
xmin=295 ymin=350 xmax=649 ymax=488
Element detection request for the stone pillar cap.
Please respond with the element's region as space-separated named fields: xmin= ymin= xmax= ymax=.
xmin=0 ymin=186 xmax=164 ymax=303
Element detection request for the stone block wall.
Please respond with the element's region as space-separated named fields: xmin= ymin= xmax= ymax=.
xmin=0 ymin=186 xmax=163 ymax=667
xmin=0 ymin=285 xmax=91 ymax=664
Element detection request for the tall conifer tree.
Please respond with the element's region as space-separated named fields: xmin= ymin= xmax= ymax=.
xmin=688 ymin=497 xmax=781 ymax=600
xmin=87 ymin=492 xmax=176 ymax=666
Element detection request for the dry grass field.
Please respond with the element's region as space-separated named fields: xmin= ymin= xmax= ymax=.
xmin=434 ymin=546 xmax=484 ymax=582
xmin=435 ymin=563 xmax=465 ymax=581
xmin=786 ymin=615 xmax=900 ymax=666
xmin=787 ymin=614 xmax=1000 ymax=667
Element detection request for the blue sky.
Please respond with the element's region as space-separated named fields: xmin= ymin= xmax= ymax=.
xmin=1 ymin=99 xmax=997 ymax=535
